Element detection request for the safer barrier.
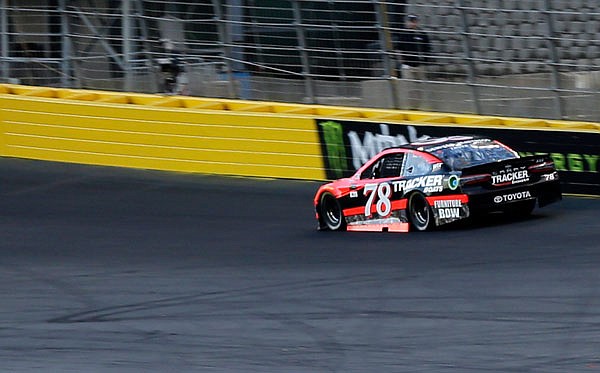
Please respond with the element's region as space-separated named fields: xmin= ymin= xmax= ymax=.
xmin=0 ymin=84 xmax=326 ymax=180
xmin=1 ymin=84 xmax=598 ymax=195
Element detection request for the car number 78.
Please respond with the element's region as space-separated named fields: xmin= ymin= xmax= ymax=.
xmin=364 ymin=183 xmax=392 ymax=217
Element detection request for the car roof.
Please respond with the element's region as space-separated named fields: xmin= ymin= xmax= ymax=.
xmin=387 ymin=135 xmax=489 ymax=152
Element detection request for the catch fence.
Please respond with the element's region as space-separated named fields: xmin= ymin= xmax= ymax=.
xmin=1 ymin=0 xmax=599 ymax=121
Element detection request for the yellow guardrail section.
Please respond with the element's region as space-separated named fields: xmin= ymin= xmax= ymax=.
xmin=1 ymin=84 xmax=599 ymax=180
xmin=0 ymin=84 xmax=326 ymax=180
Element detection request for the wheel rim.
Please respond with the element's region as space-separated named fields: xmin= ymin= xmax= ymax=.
xmin=322 ymin=196 xmax=342 ymax=230
xmin=410 ymin=194 xmax=430 ymax=230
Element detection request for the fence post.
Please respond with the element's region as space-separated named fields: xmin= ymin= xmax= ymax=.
xmin=133 ymin=0 xmax=159 ymax=93
xmin=1 ymin=0 xmax=8 ymax=81
xmin=291 ymin=0 xmax=315 ymax=103
xmin=211 ymin=0 xmax=236 ymax=98
xmin=122 ymin=0 xmax=133 ymax=91
xmin=373 ymin=0 xmax=400 ymax=109
xmin=542 ymin=0 xmax=566 ymax=119
xmin=59 ymin=0 xmax=72 ymax=87
xmin=456 ymin=0 xmax=482 ymax=114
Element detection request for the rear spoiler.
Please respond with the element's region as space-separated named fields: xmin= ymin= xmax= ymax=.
xmin=460 ymin=155 xmax=555 ymax=176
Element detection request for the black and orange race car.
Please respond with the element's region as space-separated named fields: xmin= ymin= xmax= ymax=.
xmin=314 ymin=136 xmax=562 ymax=232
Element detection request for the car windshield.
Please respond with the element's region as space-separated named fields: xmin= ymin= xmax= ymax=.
xmin=429 ymin=139 xmax=518 ymax=170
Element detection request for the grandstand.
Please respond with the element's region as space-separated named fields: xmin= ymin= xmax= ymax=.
xmin=1 ymin=0 xmax=599 ymax=121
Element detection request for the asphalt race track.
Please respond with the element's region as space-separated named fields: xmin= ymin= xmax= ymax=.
xmin=1 ymin=158 xmax=599 ymax=372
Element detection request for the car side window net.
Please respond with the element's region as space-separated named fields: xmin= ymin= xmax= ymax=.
xmin=379 ymin=154 xmax=404 ymax=178
xmin=360 ymin=153 xmax=404 ymax=179
xmin=360 ymin=160 xmax=380 ymax=179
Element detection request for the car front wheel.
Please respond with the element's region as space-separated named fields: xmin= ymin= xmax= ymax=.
xmin=320 ymin=193 xmax=346 ymax=231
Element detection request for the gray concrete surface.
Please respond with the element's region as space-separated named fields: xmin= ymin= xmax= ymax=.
xmin=1 ymin=158 xmax=599 ymax=372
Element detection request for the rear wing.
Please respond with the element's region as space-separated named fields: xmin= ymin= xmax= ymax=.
xmin=460 ymin=155 xmax=555 ymax=177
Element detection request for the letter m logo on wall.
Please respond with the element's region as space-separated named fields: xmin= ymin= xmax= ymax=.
xmin=319 ymin=121 xmax=349 ymax=179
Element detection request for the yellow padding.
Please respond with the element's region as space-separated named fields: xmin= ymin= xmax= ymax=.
xmin=21 ymin=88 xmax=58 ymax=98
xmin=1 ymin=83 xmax=598 ymax=181
xmin=3 ymin=134 xmax=321 ymax=167
xmin=225 ymin=103 xmax=273 ymax=112
xmin=364 ymin=112 xmax=407 ymax=121
xmin=4 ymin=146 xmax=322 ymax=180
xmin=0 ymin=92 xmax=327 ymax=180
xmin=184 ymin=101 xmax=226 ymax=110
xmin=276 ymin=107 xmax=317 ymax=115
xmin=5 ymin=105 xmax=316 ymax=135
xmin=96 ymin=95 xmax=130 ymax=104
xmin=314 ymin=108 xmax=364 ymax=118
xmin=1 ymin=83 xmax=598 ymax=132
xmin=3 ymin=121 xmax=319 ymax=155
xmin=58 ymin=92 xmax=99 ymax=101
xmin=502 ymin=118 xmax=549 ymax=127
xmin=547 ymin=120 xmax=600 ymax=130
xmin=147 ymin=97 xmax=185 ymax=107
xmin=454 ymin=117 xmax=504 ymax=126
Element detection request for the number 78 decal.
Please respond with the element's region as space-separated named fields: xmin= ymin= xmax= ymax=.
xmin=364 ymin=183 xmax=392 ymax=217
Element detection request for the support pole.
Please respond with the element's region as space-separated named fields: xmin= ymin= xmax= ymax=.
xmin=543 ymin=0 xmax=565 ymax=119
xmin=1 ymin=0 xmax=9 ymax=81
xmin=122 ymin=0 xmax=132 ymax=91
xmin=211 ymin=0 xmax=236 ymax=98
xmin=291 ymin=0 xmax=315 ymax=103
xmin=133 ymin=0 xmax=159 ymax=92
xmin=373 ymin=0 xmax=399 ymax=109
xmin=456 ymin=0 xmax=482 ymax=114
xmin=59 ymin=0 xmax=72 ymax=87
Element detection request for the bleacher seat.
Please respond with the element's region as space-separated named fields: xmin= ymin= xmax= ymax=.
xmin=424 ymin=0 xmax=599 ymax=76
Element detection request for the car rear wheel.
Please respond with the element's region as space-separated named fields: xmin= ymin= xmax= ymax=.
xmin=320 ymin=193 xmax=346 ymax=231
xmin=408 ymin=193 xmax=433 ymax=232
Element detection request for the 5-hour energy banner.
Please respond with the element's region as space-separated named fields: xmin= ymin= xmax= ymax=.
xmin=316 ymin=119 xmax=599 ymax=195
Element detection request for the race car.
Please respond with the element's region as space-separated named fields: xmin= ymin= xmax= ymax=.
xmin=314 ymin=136 xmax=562 ymax=232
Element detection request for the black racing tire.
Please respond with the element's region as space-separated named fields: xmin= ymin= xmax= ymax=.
xmin=407 ymin=192 xmax=434 ymax=232
xmin=505 ymin=199 xmax=536 ymax=218
xmin=319 ymin=193 xmax=346 ymax=231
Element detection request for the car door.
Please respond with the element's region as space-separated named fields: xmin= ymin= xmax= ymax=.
xmin=341 ymin=151 xmax=406 ymax=220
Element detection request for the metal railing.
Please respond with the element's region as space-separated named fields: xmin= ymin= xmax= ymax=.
xmin=1 ymin=0 xmax=599 ymax=121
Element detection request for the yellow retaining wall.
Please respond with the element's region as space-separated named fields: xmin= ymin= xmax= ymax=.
xmin=1 ymin=84 xmax=598 ymax=181
xmin=0 ymin=85 xmax=326 ymax=180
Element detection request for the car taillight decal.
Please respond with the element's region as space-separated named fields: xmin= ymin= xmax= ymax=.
xmin=460 ymin=174 xmax=491 ymax=185
xmin=528 ymin=162 xmax=555 ymax=173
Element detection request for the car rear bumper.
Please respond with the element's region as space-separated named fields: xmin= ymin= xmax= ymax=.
xmin=466 ymin=179 xmax=562 ymax=212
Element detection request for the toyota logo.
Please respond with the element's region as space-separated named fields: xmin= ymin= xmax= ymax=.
xmin=493 ymin=196 xmax=503 ymax=203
